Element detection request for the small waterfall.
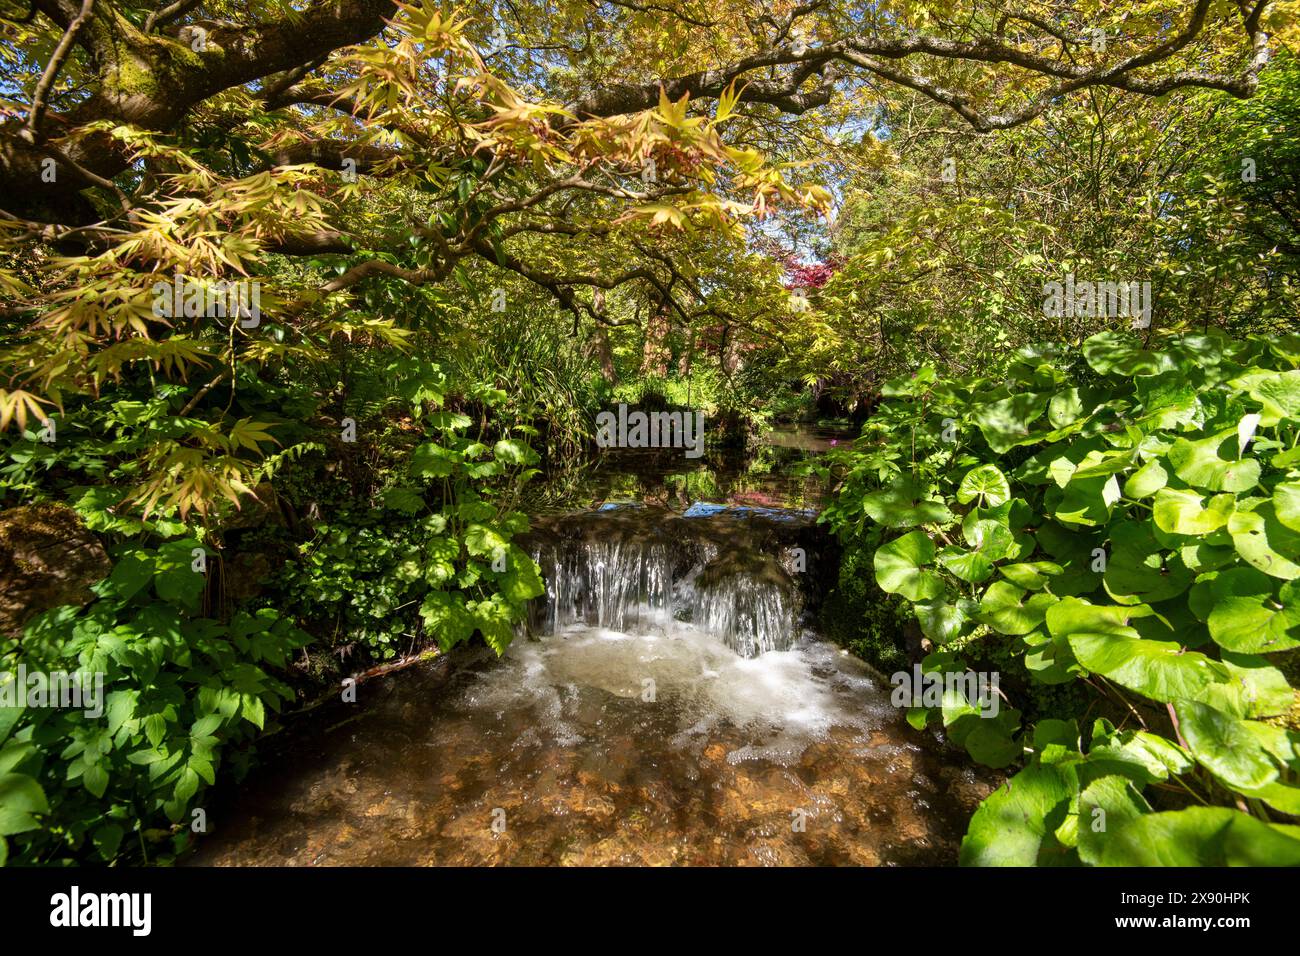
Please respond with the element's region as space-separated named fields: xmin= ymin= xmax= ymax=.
xmin=691 ymin=575 xmax=796 ymax=658
xmin=527 ymin=508 xmax=805 ymax=658
xmin=536 ymin=537 xmax=673 ymax=634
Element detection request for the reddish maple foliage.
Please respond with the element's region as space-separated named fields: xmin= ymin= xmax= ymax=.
xmin=785 ymin=260 xmax=839 ymax=289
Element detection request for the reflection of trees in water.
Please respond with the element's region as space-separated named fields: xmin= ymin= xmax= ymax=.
xmin=524 ymin=427 xmax=836 ymax=512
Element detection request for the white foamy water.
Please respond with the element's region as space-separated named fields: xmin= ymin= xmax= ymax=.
xmin=455 ymin=607 xmax=896 ymax=767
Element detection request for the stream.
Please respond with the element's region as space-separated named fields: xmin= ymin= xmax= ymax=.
xmin=189 ymin=426 xmax=993 ymax=866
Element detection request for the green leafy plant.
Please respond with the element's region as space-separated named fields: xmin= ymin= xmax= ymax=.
xmin=821 ymin=328 xmax=1300 ymax=865
xmin=0 ymin=541 xmax=310 ymax=866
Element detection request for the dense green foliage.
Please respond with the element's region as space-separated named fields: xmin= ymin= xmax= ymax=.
xmin=2 ymin=0 xmax=1297 ymax=868
xmin=0 ymin=349 xmax=546 ymax=865
xmin=821 ymin=329 xmax=1300 ymax=865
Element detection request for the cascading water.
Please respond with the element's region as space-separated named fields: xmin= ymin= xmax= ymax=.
xmin=527 ymin=504 xmax=801 ymax=657
xmin=189 ymin=501 xmax=995 ymax=867
xmin=534 ymin=536 xmax=674 ymax=634
xmin=690 ymin=575 xmax=796 ymax=658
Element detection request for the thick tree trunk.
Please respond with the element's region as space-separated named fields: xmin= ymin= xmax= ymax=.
xmin=592 ymin=326 xmax=617 ymax=384
xmin=641 ymin=299 xmax=671 ymax=378
xmin=1 ymin=0 xmax=396 ymax=224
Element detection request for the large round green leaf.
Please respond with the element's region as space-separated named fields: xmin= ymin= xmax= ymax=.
xmin=1228 ymin=502 xmax=1300 ymax=580
xmin=979 ymin=581 xmax=1057 ymax=635
xmin=938 ymin=546 xmax=994 ymax=583
xmin=1023 ymin=629 xmax=1079 ymax=684
xmin=1244 ymin=369 xmax=1300 ymax=425
xmin=1122 ymin=459 xmax=1168 ymax=499
xmin=1207 ymin=653 xmax=1297 ymax=719
xmin=1167 ymin=431 xmax=1260 ymax=493
xmin=1103 ymin=520 xmax=1194 ymax=604
xmin=860 ymin=477 xmax=954 ymax=528
xmin=1046 ymin=474 xmax=1122 ymax=527
xmin=873 ymin=530 xmax=943 ymax=601
xmin=1151 ymin=488 xmax=1235 ymax=536
xmin=914 ymin=598 xmax=976 ymax=644
xmin=1275 ymin=481 xmax=1300 ymax=532
xmin=1100 ymin=807 xmax=1300 ymax=866
xmin=1085 ymin=724 xmax=1193 ymax=785
xmin=957 ymin=464 xmax=1011 ymax=507
xmin=959 ymin=762 xmax=1073 ymax=866
xmin=1078 ymin=775 xmax=1150 ymax=867
xmin=1174 ymin=700 xmax=1279 ymax=791
xmin=1000 ymin=561 xmax=1063 ymax=590
xmin=972 ymin=393 xmax=1048 ymax=454
xmin=1207 ymin=569 xmax=1300 ymax=653
xmin=1082 ymin=331 xmax=1164 ymax=376
xmin=0 ymin=773 xmax=49 ymax=836
xmin=1062 ymin=613 xmax=1221 ymax=702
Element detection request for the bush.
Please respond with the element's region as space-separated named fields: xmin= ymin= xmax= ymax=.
xmin=820 ymin=329 xmax=1300 ymax=865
